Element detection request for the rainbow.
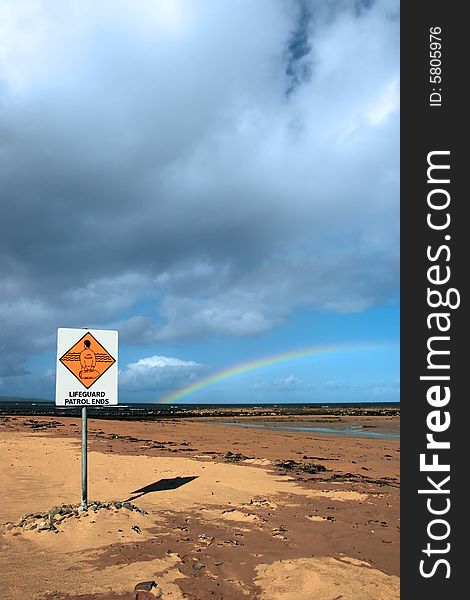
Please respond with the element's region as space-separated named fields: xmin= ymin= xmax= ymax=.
xmin=159 ymin=344 xmax=341 ymax=404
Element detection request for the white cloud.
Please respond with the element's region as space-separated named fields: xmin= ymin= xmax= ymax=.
xmin=366 ymin=78 xmax=399 ymax=125
xmin=254 ymin=374 xmax=313 ymax=392
xmin=274 ymin=375 xmax=307 ymax=391
xmin=120 ymin=354 xmax=205 ymax=391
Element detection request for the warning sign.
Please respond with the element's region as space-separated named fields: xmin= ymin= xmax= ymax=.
xmin=56 ymin=328 xmax=118 ymax=406
xmin=60 ymin=332 xmax=115 ymax=389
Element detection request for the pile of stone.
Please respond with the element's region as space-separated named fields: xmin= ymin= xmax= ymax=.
xmin=222 ymin=451 xmax=250 ymax=462
xmin=23 ymin=419 xmax=65 ymax=430
xmin=3 ymin=500 xmax=148 ymax=534
xmin=275 ymin=459 xmax=328 ymax=474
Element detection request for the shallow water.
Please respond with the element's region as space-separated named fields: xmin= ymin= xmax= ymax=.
xmin=212 ymin=421 xmax=400 ymax=439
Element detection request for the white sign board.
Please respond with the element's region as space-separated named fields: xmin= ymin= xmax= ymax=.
xmin=55 ymin=328 xmax=118 ymax=406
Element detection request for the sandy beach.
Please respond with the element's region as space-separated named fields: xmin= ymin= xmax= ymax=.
xmin=1 ymin=412 xmax=399 ymax=599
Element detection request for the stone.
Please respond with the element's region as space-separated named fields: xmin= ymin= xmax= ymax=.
xmin=192 ymin=562 xmax=205 ymax=571
xmin=55 ymin=514 xmax=66 ymax=522
xmin=301 ymin=463 xmax=327 ymax=474
xmin=122 ymin=502 xmax=133 ymax=511
xmin=134 ymin=592 xmax=156 ymax=600
xmin=276 ymin=459 xmax=297 ymax=470
xmin=275 ymin=459 xmax=328 ymax=474
xmin=213 ymin=560 xmax=224 ymax=566
xmin=223 ymin=451 xmax=247 ymax=462
xmin=134 ymin=581 xmax=157 ymax=592
xmin=114 ymin=502 xmax=122 ymax=509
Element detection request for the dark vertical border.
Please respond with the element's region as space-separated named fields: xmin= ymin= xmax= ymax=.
xmin=401 ymin=2 xmax=465 ymax=597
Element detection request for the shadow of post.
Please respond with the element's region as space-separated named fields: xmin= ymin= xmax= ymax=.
xmin=125 ymin=476 xmax=198 ymax=501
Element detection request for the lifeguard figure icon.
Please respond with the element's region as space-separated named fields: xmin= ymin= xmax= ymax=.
xmin=79 ymin=339 xmax=99 ymax=381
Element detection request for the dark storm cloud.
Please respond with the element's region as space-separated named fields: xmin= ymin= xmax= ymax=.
xmin=0 ymin=0 xmax=399 ymax=373
xmin=285 ymin=0 xmax=313 ymax=96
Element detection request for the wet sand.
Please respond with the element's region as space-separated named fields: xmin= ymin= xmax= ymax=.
xmin=1 ymin=413 xmax=399 ymax=599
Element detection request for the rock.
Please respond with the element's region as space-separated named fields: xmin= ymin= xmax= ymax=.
xmin=192 ymin=562 xmax=205 ymax=571
xmin=26 ymin=524 xmax=37 ymax=531
xmin=301 ymin=463 xmax=327 ymax=474
xmin=275 ymin=459 xmax=328 ymax=474
xmin=213 ymin=560 xmax=224 ymax=566
xmin=122 ymin=502 xmax=133 ymax=511
xmin=114 ymin=501 xmax=122 ymax=509
xmin=276 ymin=459 xmax=298 ymax=470
xmin=54 ymin=514 xmax=66 ymax=522
xmin=223 ymin=451 xmax=248 ymax=462
xmin=134 ymin=581 xmax=157 ymax=592
xmin=134 ymin=592 xmax=156 ymax=600
xmin=77 ymin=506 xmax=86 ymax=514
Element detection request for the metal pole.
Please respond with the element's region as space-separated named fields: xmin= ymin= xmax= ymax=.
xmin=81 ymin=406 xmax=88 ymax=507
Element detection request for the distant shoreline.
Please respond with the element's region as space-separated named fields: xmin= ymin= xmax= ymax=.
xmin=0 ymin=400 xmax=399 ymax=420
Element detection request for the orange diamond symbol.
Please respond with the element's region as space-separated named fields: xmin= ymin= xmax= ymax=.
xmin=59 ymin=332 xmax=116 ymax=389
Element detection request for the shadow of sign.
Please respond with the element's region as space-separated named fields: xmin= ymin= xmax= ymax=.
xmin=126 ymin=476 xmax=198 ymax=501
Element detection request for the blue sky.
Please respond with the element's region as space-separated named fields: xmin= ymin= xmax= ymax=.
xmin=0 ymin=0 xmax=399 ymax=403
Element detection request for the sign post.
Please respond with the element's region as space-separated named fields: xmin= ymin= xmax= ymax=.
xmin=55 ymin=328 xmax=118 ymax=507
xmin=81 ymin=406 xmax=88 ymax=507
